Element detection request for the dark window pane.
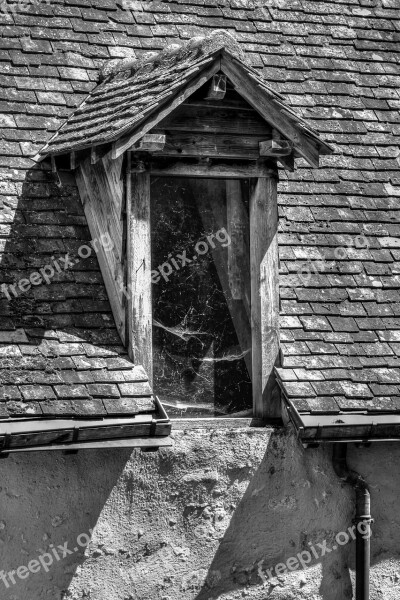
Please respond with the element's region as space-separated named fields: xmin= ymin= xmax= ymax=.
xmin=151 ymin=177 xmax=252 ymax=417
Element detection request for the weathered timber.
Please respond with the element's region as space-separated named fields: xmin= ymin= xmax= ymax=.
xmin=152 ymin=131 xmax=262 ymax=160
xmin=135 ymin=133 xmax=166 ymax=152
xmin=259 ymin=138 xmax=293 ymax=157
xmin=226 ymin=180 xmax=249 ymax=301
xmin=221 ymin=55 xmax=322 ymax=168
xmin=0 ymin=418 xmax=171 ymax=451
xmin=75 ymin=159 xmax=126 ymax=344
xmin=111 ymin=59 xmax=221 ymax=159
xmin=127 ymin=161 xmax=152 ymax=382
xmin=158 ymin=103 xmax=272 ymax=135
xmin=249 ymin=176 xmax=280 ymax=419
xmin=146 ymin=159 xmax=275 ymax=179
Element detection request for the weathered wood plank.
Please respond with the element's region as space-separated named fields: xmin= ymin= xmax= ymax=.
xmin=226 ymin=180 xmax=250 ymax=301
xmin=111 ymin=60 xmax=221 ymax=159
xmin=159 ymin=103 xmax=272 ymax=135
xmin=78 ymin=158 xmax=123 ymax=260
xmin=91 ymin=160 xmax=124 ymax=251
xmin=127 ymin=161 xmax=152 ymax=382
xmin=249 ymin=176 xmax=280 ymax=419
xmin=152 ymin=130 xmax=263 ymax=160
xmin=221 ymin=56 xmax=322 ymax=168
xmin=0 ymin=421 xmax=171 ymax=450
xmin=75 ymin=161 xmax=126 ymax=344
xmin=101 ymin=154 xmax=125 ymax=219
xmin=146 ymin=159 xmax=275 ymax=179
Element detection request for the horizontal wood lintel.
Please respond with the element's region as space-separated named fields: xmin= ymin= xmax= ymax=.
xmin=130 ymin=158 xmax=277 ymax=179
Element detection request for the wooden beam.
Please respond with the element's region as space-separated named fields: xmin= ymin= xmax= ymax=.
xmin=111 ymin=59 xmax=221 ymax=160
xmin=0 ymin=414 xmax=171 ymax=452
xmin=75 ymin=162 xmax=126 ymax=345
xmin=147 ymin=159 xmax=275 ymax=179
xmin=152 ymin=130 xmax=262 ymax=160
xmin=226 ymin=180 xmax=249 ymax=301
xmin=127 ymin=159 xmax=153 ymax=383
xmin=136 ymin=133 xmax=166 ymax=152
xmin=221 ymin=55 xmax=321 ymax=168
xmin=249 ymin=176 xmax=280 ymax=419
xmin=159 ymin=103 xmax=271 ymax=135
xmin=259 ymin=138 xmax=293 ymax=157
xmin=91 ymin=146 xmax=99 ymax=164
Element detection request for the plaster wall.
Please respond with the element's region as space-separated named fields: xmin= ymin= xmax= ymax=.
xmin=0 ymin=426 xmax=399 ymax=600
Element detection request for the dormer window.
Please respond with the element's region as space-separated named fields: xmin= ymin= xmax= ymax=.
xmin=37 ymin=30 xmax=332 ymax=420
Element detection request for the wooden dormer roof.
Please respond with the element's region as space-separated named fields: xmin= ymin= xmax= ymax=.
xmin=36 ymin=30 xmax=333 ymax=168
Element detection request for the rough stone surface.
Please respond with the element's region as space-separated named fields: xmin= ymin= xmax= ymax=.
xmin=0 ymin=427 xmax=399 ymax=599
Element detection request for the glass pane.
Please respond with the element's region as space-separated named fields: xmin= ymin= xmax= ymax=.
xmin=151 ymin=177 xmax=252 ymax=417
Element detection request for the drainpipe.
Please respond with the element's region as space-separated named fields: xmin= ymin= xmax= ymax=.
xmin=332 ymin=444 xmax=373 ymax=600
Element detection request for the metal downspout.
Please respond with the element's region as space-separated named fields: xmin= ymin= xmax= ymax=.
xmin=332 ymin=444 xmax=373 ymax=600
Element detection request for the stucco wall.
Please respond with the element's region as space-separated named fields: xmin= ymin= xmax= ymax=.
xmin=0 ymin=426 xmax=399 ymax=600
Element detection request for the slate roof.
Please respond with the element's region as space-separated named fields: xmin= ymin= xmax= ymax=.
xmin=37 ymin=29 xmax=331 ymax=159
xmin=0 ymin=172 xmax=156 ymax=420
xmin=1 ymin=0 xmax=400 ymax=431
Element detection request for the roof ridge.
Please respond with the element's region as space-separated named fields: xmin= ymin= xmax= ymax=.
xmin=99 ymin=29 xmax=246 ymax=84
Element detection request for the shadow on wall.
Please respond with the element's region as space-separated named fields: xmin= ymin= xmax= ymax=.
xmin=0 ymin=162 xmax=121 ymax=360
xmin=0 ymin=448 xmax=133 ymax=600
xmin=0 ymin=162 xmax=135 ymax=598
xmin=191 ymin=428 xmax=354 ymax=600
xmin=192 ymin=431 xmax=400 ymax=600
xmin=0 ymin=427 xmax=399 ymax=599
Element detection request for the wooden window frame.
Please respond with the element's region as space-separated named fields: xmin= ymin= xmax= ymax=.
xmin=127 ymin=155 xmax=280 ymax=419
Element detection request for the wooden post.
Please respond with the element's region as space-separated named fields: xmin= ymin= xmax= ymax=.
xmin=249 ymin=176 xmax=280 ymax=419
xmin=126 ymin=154 xmax=153 ymax=383
xmin=226 ymin=180 xmax=248 ymax=301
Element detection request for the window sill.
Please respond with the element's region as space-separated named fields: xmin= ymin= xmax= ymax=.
xmin=171 ymin=416 xmax=281 ymax=431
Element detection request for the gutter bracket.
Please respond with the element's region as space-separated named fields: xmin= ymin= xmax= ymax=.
xmin=64 ymin=427 xmax=80 ymax=455
xmin=0 ymin=433 xmax=11 ymax=458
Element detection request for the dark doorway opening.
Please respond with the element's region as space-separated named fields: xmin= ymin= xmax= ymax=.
xmin=151 ymin=177 xmax=252 ymax=417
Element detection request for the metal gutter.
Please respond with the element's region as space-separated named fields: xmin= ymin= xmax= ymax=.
xmin=0 ymin=397 xmax=171 ymax=455
xmin=284 ymin=402 xmax=400 ymax=445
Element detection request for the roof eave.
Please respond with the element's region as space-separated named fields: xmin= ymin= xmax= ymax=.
xmin=282 ymin=396 xmax=400 ymax=445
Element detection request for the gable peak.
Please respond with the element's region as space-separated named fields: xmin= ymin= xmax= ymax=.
xmin=99 ymin=29 xmax=246 ymax=84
